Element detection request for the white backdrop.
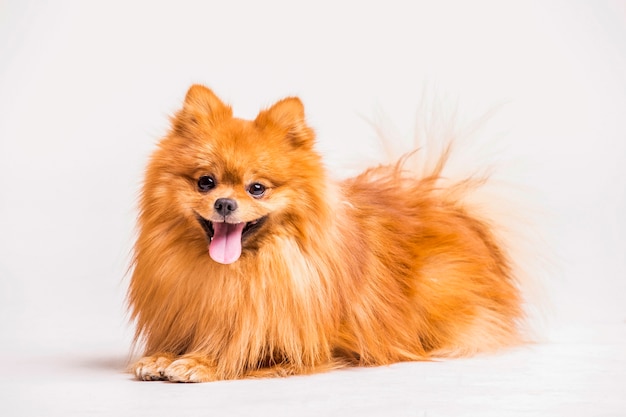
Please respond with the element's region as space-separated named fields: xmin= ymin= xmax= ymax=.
xmin=1 ymin=0 xmax=625 ymax=414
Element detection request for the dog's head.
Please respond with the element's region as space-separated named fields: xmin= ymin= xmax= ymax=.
xmin=143 ymin=85 xmax=327 ymax=264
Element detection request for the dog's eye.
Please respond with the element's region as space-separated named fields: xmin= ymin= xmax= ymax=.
xmin=197 ymin=175 xmax=216 ymax=192
xmin=248 ymin=183 xmax=266 ymax=197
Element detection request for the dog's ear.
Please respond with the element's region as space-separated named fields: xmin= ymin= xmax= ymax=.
xmin=175 ymin=85 xmax=232 ymax=132
xmin=172 ymin=85 xmax=232 ymax=136
xmin=256 ymin=97 xmax=315 ymax=148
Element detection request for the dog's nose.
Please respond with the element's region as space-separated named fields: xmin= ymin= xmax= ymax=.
xmin=214 ymin=198 xmax=238 ymax=217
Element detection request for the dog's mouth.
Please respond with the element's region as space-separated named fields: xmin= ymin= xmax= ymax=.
xmin=195 ymin=214 xmax=267 ymax=265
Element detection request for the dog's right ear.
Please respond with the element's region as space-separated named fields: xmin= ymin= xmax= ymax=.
xmin=175 ymin=85 xmax=233 ymax=133
xmin=183 ymin=85 xmax=229 ymax=115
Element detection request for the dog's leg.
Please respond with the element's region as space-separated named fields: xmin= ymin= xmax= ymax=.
xmin=132 ymin=353 xmax=177 ymax=381
xmin=164 ymin=354 xmax=218 ymax=383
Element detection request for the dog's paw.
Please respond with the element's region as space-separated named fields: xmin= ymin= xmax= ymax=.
xmin=132 ymin=354 xmax=175 ymax=381
xmin=165 ymin=356 xmax=216 ymax=383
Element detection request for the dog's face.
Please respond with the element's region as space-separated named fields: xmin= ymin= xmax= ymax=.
xmin=186 ymin=117 xmax=292 ymax=265
xmin=145 ymin=85 xmax=326 ymax=264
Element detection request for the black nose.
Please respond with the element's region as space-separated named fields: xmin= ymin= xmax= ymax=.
xmin=214 ymin=198 xmax=238 ymax=217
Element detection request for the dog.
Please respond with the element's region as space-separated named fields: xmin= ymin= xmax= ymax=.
xmin=128 ymin=85 xmax=525 ymax=382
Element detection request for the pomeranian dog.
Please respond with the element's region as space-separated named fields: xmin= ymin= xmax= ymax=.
xmin=129 ymin=85 xmax=524 ymax=382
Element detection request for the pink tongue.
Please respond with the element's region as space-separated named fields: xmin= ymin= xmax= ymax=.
xmin=209 ymin=222 xmax=245 ymax=264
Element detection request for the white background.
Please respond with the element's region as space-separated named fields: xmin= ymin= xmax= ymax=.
xmin=1 ymin=1 xmax=625 ymax=415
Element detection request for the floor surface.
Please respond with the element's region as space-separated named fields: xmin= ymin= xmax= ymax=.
xmin=3 ymin=323 xmax=625 ymax=416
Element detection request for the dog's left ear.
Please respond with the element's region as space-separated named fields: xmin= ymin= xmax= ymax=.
xmin=256 ymin=97 xmax=315 ymax=148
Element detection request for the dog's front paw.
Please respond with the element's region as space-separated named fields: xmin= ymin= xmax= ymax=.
xmin=165 ymin=355 xmax=216 ymax=383
xmin=133 ymin=354 xmax=176 ymax=381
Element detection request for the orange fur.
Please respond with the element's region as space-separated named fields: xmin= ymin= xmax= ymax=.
xmin=128 ymin=85 xmax=525 ymax=382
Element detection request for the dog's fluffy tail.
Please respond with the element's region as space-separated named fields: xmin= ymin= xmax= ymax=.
xmin=366 ymin=93 xmax=551 ymax=344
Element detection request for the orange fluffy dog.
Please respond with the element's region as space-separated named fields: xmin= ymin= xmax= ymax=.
xmin=129 ymin=85 xmax=524 ymax=382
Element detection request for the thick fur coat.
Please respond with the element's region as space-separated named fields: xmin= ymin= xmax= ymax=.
xmin=128 ymin=85 xmax=524 ymax=382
